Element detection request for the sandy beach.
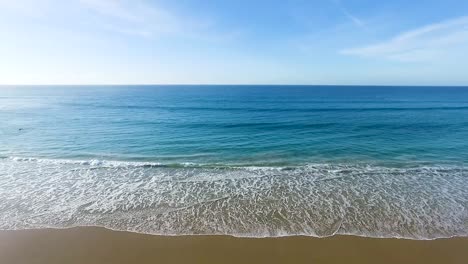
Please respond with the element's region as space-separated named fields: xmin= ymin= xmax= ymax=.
xmin=0 ymin=227 xmax=466 ymax=264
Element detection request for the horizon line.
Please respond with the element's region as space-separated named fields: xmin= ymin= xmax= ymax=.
xmin=1 ymin=84 xmax=468 ymax=87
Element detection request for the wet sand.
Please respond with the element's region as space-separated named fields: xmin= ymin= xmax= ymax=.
xmin=0 ymin=227 xmax=466 ymax=264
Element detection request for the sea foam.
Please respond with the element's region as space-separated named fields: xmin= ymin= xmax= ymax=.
xmin=0 ymin=157 xmax=466 ymax=239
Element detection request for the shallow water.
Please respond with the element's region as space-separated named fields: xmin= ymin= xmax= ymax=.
xmin=0 ymin=85 xmax=467 ymax=238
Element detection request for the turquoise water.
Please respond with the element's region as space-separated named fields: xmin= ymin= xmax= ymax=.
xmin=0 ymin=85 xmax=467 ymax=239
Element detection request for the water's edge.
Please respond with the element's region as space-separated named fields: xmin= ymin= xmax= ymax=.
xmin=1 ymin=225 xmax=466 ymax=241
xmin=1 ymin=156 xmax=466 ymax=241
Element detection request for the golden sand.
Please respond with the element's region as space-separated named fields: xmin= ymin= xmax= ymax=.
xmin=0 ymin=227 xmax=466 ymax=264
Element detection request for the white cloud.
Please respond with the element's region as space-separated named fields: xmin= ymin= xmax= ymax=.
xmin=332 ymin=0 xmax=364 ymax=28
xmin=79 ymin=0 xmax=189 ymax=36
xmin=341 ymin=16 xmax=468 ymax=62
xmin=0 ymin=0 xmax=228 ymax=39
xmin=0 ymin=0 xmax=55 ymax=18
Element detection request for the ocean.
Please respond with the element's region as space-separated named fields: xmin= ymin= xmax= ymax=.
xmin=0 ymin=85 xmax=467 ymax=239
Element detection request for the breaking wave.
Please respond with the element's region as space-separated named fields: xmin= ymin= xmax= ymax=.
xmin=0 ymin=157 xmax=466 ymax=239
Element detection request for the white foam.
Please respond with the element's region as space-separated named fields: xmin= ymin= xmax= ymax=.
xmin=0 ymin=157 xmax=466 ymax=239
xmin=7 ymin=156 xmax=163 ymax=168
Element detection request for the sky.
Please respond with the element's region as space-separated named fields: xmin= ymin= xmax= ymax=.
xmin=1 ymin=0 xmax=468 ymax=85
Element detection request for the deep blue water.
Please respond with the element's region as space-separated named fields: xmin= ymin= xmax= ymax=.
xmin=0 ymin=85 xmax=467 ymax=239
xmin=2 ymin=85 xmax=468 ymax=165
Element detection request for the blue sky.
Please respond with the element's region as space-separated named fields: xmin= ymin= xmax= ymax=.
xmin=1 ymin=0 xmax=468 ymax=85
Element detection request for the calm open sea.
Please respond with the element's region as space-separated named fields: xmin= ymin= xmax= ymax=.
xmin=0 ymin=85 xmax=467 ymax=239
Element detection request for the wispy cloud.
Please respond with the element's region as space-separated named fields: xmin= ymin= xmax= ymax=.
xmin=79 ymin=0 xmax=210 ymax=37
xmin=0 ymin=0 xmax=54 ymax=18
xmin=0 ymin=0 xmax=211 ymax=37
xmin=331 ymin=0 xmax=364 ymax=28
xmin=341 ymin=16 xmax=468 ymax=62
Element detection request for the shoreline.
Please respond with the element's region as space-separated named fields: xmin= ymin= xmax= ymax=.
xmin=1 ymin=227 xmax=467 ymax=264
xmin=2 ymin=225 xmax=465 ymax=241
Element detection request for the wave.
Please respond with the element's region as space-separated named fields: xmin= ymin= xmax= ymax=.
xmin=0 ymin=157 xmax=466 ymax=239
xmin=3 ymin=156 xmax=290 ymax=169
xmin=6 ymin=156 xmax=165 ymax=167
xmin=59 ymin=102 xmax=468 ymax=113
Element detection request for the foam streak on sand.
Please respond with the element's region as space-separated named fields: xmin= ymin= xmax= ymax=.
xmin=0 ymin=157 xmax=466 ymax=239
